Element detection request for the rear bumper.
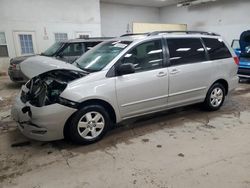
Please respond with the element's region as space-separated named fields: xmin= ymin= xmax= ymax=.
xmin=11 ymin=93 xmax=77 ymax=141
xmin=228 ymin=75 xmax=239 ymax=93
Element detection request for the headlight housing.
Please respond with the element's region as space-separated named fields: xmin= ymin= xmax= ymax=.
xmin=58 ymin=97 xmax=79 ymax=108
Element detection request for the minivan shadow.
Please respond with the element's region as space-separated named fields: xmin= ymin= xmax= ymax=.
xmin=47 ymin=96 xmax=245 ymax=154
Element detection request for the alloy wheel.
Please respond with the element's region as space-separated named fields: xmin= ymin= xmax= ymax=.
xmin=77 ymin=111 xmax=105 ymax=140
xmin=210 ymin=87 xmax=223 ymax=107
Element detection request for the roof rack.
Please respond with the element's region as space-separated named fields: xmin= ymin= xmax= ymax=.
xmin=120 ymin=33 xmax=148 ymax=37
xmin=148 ymin=31 xmax=220 ymax=36
xmin=76 ymin=37 xmax=114 ymax=40
xmin=120 ymin=31 xmax=220 ymax=37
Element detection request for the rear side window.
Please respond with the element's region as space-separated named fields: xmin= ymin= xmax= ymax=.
xmin=167 ymin=38 xmax=207 ymax=66
xmin=202 ymin=38 xmax=232 ymax=60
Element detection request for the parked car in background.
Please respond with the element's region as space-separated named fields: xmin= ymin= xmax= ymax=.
xmin=12 ymin=31 xmax=238 ymax=144
xmin=231 ymin=39 xmax=241 ymax=56
xmin=8 ymin=37 xmax=112 ymax=83
xmin=232 ymin=30 xmax=250 ymax=79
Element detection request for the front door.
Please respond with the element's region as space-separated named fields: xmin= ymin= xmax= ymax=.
xmin=115 ymin=39 xmax=169 ymax=118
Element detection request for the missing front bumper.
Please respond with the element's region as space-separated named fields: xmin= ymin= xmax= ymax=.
xmin=12 ymin=94 xmax=77 ymax=141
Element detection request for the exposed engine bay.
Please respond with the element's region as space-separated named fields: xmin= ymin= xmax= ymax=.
xmin=240 ymin=30 xmax=250 ymax=58
xmin=21 ymin=69 xmax=86 ymax=107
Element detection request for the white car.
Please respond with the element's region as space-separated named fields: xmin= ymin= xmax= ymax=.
xmin=12 ymin=31 xmax=239 ymax=144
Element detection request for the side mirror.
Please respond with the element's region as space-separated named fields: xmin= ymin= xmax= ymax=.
xmin=117 ymin=63 xmax=135 ymax=76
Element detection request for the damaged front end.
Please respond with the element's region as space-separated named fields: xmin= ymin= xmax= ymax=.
xmin=21 ymin=69 xmax=87 ymax=108
xmin=12 ymin=69 xmax=87 ymax=141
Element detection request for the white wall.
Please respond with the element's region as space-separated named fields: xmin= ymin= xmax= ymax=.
xmin=100 ymin=2 xmax=160 ymax=37
xmin=0 ymin=0 xmax=101 ymax=60
xmin=160 ymin=0 xmax=250 ymax=43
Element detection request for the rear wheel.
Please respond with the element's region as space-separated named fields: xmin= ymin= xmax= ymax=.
xmin=203 ymin=83 xmax=226 ymax=111
xmin=69 ymin=105 xmax=111 ymax=144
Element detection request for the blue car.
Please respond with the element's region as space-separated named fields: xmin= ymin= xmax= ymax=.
xmin=232 ymin=30 xmax=250 ymax=79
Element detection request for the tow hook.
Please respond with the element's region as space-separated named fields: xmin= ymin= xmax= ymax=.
xmin=22 ymin=106 xmax=32 ymax=117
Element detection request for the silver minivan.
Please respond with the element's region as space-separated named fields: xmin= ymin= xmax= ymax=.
xmin=11 ymin=31 xmax=239 ymax=144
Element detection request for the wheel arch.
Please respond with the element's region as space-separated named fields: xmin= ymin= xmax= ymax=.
xmin=63 ymin=99 xmax=117 ymax=139
xmin=211 ymin=79 xmax=229 ymax=95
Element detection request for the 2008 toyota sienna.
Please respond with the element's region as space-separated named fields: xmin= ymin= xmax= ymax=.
xmin=11 ymin=31 xmax=239 ymax=144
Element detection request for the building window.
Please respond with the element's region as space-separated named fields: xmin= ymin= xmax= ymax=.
xmin=0 ymin=32 xmax=9 ymax=57
xmin=19 ymin=34 xmax=34 ymax=55
xmin=55 ymin=33 xmax=68 ymax=42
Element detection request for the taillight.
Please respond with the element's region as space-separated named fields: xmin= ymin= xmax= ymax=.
xmin=233 ymin=56 xmax=239 ymax=65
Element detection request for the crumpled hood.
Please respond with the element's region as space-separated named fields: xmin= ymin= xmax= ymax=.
xmin=20 ymin=56 xmax=83 ymax=79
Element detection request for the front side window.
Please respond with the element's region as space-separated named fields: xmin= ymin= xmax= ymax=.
xmin=19 ymin=34 xmax=34 ymax=55
xmin=202 ymin=38 xmax=232 ymax=60
xmin=167 ymin=38 xmax=207 ymax=66
xmin=0 ymin=32 xmax=8 ymax=57
xmin=120 ymin=40 xmax=163 ymax=72
xmin=60 ymin=43 xmax=84 ymax=56
xmin=75 ymin=41 xmax=131 ymax=72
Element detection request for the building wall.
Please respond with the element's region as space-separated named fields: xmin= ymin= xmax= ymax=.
xmin=0 ymin=0 xmax=101 ymax=71
xmin=100 ymin=2 xmax=160 ymax=37
xmin=160 ymin=0 xmax=250 ymax=43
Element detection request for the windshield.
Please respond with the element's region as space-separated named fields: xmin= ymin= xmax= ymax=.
xmin=75 ymin=40 xmax=132 ymax=72
xmin=42 ymin=42 xmax=64 ymax=56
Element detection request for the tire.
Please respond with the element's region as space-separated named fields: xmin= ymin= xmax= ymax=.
xmin=69 ymin=105 xmax=111 ymax=144
xmin=203 ymin=83 xmax=226 ymax=111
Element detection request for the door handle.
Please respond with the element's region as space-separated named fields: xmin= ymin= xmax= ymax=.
xmin=157 ymin=71 xmax=167 ymax=77
xmin=170 ymin=68 xmax=180 ymax=75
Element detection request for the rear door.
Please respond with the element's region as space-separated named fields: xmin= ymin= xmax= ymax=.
xmin=166 ymin=37 xmax=213 ymax=107
xmin=115 ymin=39 xmax=169 ymax=118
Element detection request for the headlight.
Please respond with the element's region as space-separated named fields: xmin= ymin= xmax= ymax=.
xmin=58 ymin=97 xmax=79 ymax=108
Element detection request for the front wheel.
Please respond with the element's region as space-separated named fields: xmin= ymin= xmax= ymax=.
xmin=203 ymin=83 xmax=226 ymax=111
xmin=69 ymin=105 xmax=111 ymax=144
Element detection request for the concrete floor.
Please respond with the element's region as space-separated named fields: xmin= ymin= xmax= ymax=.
xmin=1 ymin=76 xmax=250 ymax=188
